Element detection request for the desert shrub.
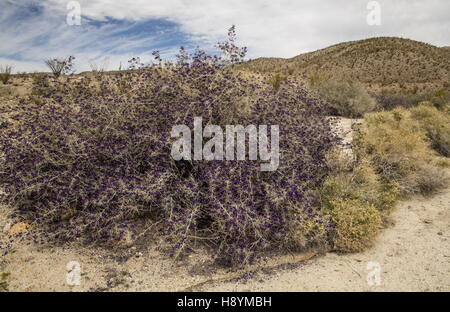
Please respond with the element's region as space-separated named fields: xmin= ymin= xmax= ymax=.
xmin=0 ymin=85 xmax=15 ymax=97
xmin=0 ymin=272 xmax=9 ymax=292
xmin=89 ymin=58 xmax=109 ymax=73
xmin=410 ymin=103 xmax=450 ymax=157
xmin=412 ymin=164 xmax=450 ymax=196
xmin=307 ymin=73 xmax=329 ymax=88
xmin=374 ymin=92 xmax=412 ymax=111
xmin=428 ymin=89 xmax=450 ymax=110
xmin=0 ymin=65 xmax=12 ymax=84
xmin=322 ymin=156 xmax=380 ymax=207
xmin=0 ymin=28 xmax=338 ymax=264
xmin=322 ymin=154 xmax=399 ymax=213
xmin=309 ymin=78 xmax=376 ymax=117
xmin=354 ymin=107 xmax=448 ymax=195
xmin=44 ymin=56 xmax=75 ymax=77
xmin=268 ymin=73 xmax=286 ymax=91
xmin=319 ymin=148 xmax=399 ymax=252
xmin=327 ymin=199 xmax=381 ymax=252
xmin=385 ymin=90 xmax=450 ymax=111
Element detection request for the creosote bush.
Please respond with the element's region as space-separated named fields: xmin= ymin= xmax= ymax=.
xmin=354 ymin=107 xmax=448 ymax=196
xmin=327 ymin=199 xmax=381 ymax=252
xmin=374 ymin=90 xmax=450 ymax=112
xmin=410 ymin=103 xmax=450 ymax=157
xmin=308 ymin=77 xmax=376 ymax=117
xmin=320 ymin=150 xmax=398 ymax=251
xmin=0 ymin=28 xmax=339 ymax=264
xmin=322 ymin=154 xmax=399 ymax=213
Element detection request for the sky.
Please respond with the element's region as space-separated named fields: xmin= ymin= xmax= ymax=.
xmin=1 ymin=0 xmax=449 ymax=73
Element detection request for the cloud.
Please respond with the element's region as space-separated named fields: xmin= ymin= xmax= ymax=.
xmin=1 ymin=0 xmax=449 ymax=72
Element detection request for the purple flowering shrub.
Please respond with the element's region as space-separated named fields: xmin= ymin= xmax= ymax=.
xmin=1 ymin=27 xmax=338 ymax=264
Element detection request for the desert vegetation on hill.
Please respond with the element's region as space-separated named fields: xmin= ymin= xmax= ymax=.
xmin=239 ymin=37 xmax=450 ymax=92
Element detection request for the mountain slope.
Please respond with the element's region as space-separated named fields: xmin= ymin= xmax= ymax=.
xmin=239 ymin=37 xmax=450 ymax=88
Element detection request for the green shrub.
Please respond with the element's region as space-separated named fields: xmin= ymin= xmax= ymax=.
xmin=322 ymin=156 xmax=381 ymax=208
xmin=322 ymin=150 xmax=400 ymax=214
xmin=320 ymin=150 xmax=399 ymax=252
xmin=309 ymin=78 xmax=376 ymax=117
xmin=410 ymin=103 xmax=450 ymax=157
xmin=374 ymin=90 xmax=450 ymax=112
xmin=328 ymin=199 xmax=381 ymax=252
xmin=355 ymin=107 xmax=448 ymax=195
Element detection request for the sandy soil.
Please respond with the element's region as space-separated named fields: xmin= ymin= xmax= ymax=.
xmin=203 ymin=188 xmax=450 ymax=291
xmin=1 ymin=183 xmax=448 ymax=292
xmin=0 ymin=117 xmax=448 ymax=292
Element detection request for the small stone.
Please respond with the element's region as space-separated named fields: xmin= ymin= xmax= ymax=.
xmin=437 ymin=232 xmax=443 ymax=236
xmin=135 ymin=252 xmax=143 ymax=258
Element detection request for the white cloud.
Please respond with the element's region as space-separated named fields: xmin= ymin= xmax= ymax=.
xmin=1 ymin=0 xmax=449 ymax=72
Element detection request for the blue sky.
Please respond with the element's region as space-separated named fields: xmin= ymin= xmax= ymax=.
xmin=1 ymin=0 xmax=449 ymax=73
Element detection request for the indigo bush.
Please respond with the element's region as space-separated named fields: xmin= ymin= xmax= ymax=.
xmin=0 ymin=27 xmax=338 ymax=264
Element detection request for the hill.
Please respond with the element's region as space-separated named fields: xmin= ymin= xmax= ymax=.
xmin=238 ymin=37 xmax=450 ymax=90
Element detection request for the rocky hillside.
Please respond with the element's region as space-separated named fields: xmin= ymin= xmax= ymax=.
xmin=239 ymin=37 xmax=450 ymax=90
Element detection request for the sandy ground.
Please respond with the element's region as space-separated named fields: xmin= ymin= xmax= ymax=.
xmin=0 ymin=117 xmax=449 ymax=292
xmin=1 ymin=183 xmax=448 ymax=292
xmin=203 ymin=187 xmax=450 ymax=291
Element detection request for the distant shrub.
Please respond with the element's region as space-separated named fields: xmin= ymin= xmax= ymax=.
xmin=89 ymin=58 xmax=109 ymax=73
xmin=0 ymin=85 xmax=14 ymax=97
xmin=307 ymin=73 xmax=329 ymax=88
xmin=354 ymin=107 xmax=448 ymax=195
xmin=390 ymin=89 xmax=450 ymax=110
xmin=0 ymin=65 xmax=12 ymax=84
xmin=411 ymin=103 xmax=450 ymax=157
xmin=0 ymin=28 xmax=338 ymax=264
xmin=268 ymin=73 xmax=286 ymax=91
xmin=310 ymin=79 xmax=376 ymax=117
xmin=374 ymin=92 xmax=412 ymax=111
xmin=44 ymin=56 xmax=75 ymax=77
